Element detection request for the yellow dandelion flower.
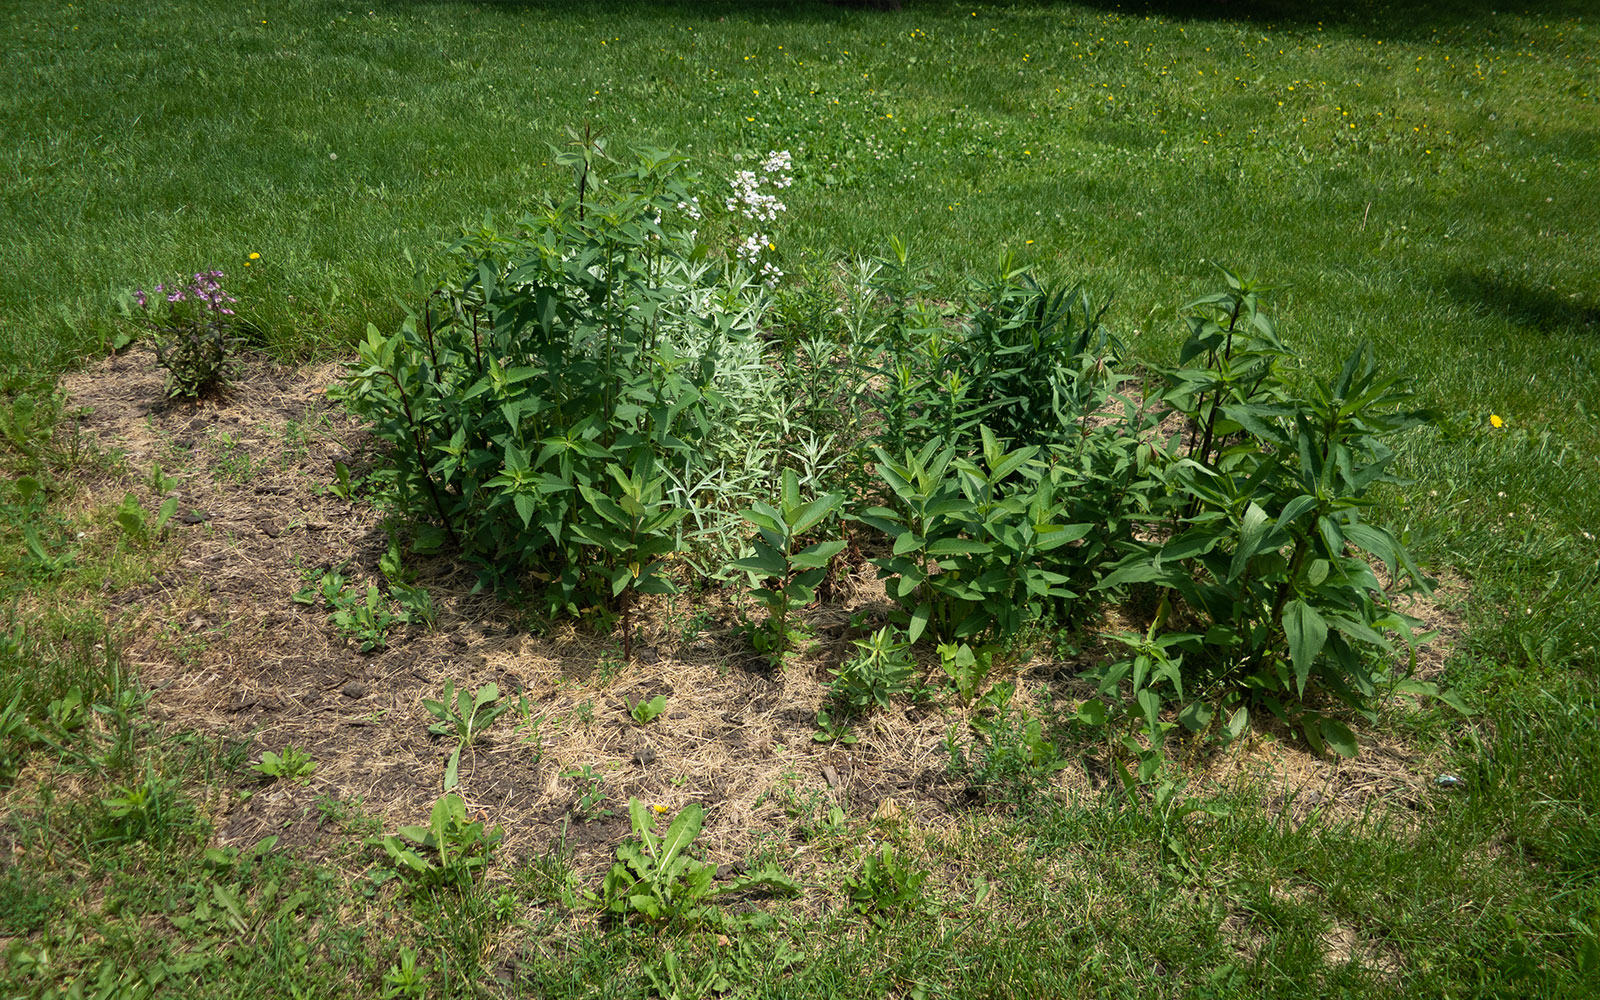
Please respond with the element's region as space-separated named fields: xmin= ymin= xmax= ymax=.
xmin=652 ymin=803 xmax=670 ymax=814
xmin=1490 ymin=414 xmax=1504 ymax=428
xmin=248 ymin=252 xmax=260 ymax=260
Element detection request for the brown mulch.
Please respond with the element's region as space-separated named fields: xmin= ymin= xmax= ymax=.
xmin=45 ymin=345 xmax=1475 ymax=887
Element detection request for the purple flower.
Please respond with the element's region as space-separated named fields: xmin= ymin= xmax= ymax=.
xmin=134 ymin=289 xmax=147 ymax=308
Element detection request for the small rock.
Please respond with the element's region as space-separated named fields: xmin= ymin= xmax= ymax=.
xmin=259 ymin=521 xmax=282 ymax=538
xmin=341 ymin=681 xmax=368 ymax=700
xmin=633 ymin=747 xmax=656 ymax=768
xmin=177 ymin=509 xmax=208 ymax=525
xmin=449 ymin=634 xmax=470 ymax=648
xmin=822 ymin=765 xmax=840 ymax=789
xmin=715 ymin=860 xmax=749 ymax=881
xmin=636 ymin=646 xmax=660 ymax=665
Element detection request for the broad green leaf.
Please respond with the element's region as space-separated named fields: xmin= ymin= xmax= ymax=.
xmin=443 ymin=746 xmax=461 ymax=792
xmin=789 ymin=539 xmax=846 ymax=570
xmin=892 ymin=531 xmax=924 ymax=557
xmin=925 ymin=537 xmax=994 ymax=557
xmin=1137 ymin=688 xmax=1163 ymax=740
xmin=739 ymin=507 xmax=783 ymax=536
xmin=1227 ymin=705 xmax=1250 ymax=741
xmin=1075 ymin=698 xmax=1107 ymax=726
xmin=1282 ymin=600 xmax=1328 ymax=697
xmin=1227 ymin=502 xmax=1273 ymax=582
xmin=1319 ymin=717 xmax=1358 ymax=758
xmin=906 ymin=602 xmax=931 ymax=643
xmin=1178 ymin=700 xmax=1214 ymax=732
xmin=729 ymin=545 xmax=788 ymax=578
xmin=657 ymin=802 xmax=704 ymax=874
xmin=790 ymin=493 xmax=844 ymax=537
xmin=1276 ymin=494 xmax=1319 ymax=530
xmin=512 ymin=492 xmax=536 ymax=528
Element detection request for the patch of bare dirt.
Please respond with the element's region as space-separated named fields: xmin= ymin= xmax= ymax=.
xmin=52 ymin=346 xmax=1473 ymax=887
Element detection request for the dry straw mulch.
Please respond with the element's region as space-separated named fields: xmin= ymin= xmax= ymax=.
xmin=50 ymin=346 xmax=1473 ymax=888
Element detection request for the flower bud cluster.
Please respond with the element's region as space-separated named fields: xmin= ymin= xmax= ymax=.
xmin=136 ymin=270 xmax=237 ymax=316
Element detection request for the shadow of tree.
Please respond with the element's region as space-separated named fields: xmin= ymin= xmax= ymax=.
xmin=1445 ymin=269 xmax=1600 ymax=338
xmin=1063 ymin=0 xmax=1592 ymax=40
xmin=404 ymin=0 xmax=1595 ymax=37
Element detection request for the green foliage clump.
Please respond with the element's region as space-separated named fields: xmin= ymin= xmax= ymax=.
xmin=335 ymin=147 xmax=759 ymax=618
xmin=592 ymin=799 xmax=799 ymax=927
xmin=1089 ymin=269 xmax=1441 ymax=753
xmin=372 ymin=793 xmax=502 ymax=890
xmin=944 ymin=694 xmax=1065 ymax=808
xmin=730 ymin=468 xmax=846 ymax=663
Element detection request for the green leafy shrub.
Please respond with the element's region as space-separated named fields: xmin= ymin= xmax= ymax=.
xmin=856 ymin=428 xmax=1092 ymax=644
xmin=1090 ymin=269 xmax=1438 ymax=754
xmin=335 ymin=148 xmax=756 ymax=612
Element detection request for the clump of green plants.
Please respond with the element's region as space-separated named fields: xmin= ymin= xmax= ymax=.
xmin=1089 ymin=269 xmax=1442 ymax=755
xmin=944 ymin=692 xmax=1065 ymax=808
xmin=591 ymin=799 xmax=798 ymax=927
xmin=730 ymin=468 xmax=846 ymax=664
xmin=372 ymin=793 xmax=502 ymax=890
xmin=814 ymin=627 xmax=919 ymax=745
xmin=334 ymin=146 xmax=756 ymax=618
xmin=292 ymin=563 xmax=424 ymax=653
xmin=113 ymin=491 xmax=178 ymax=546
xmin=422 ymin=681 xmax=509 ymax=791
xmin=126 ymin=270 xmax=243 ymax=398
xmin=99 ymin=764 xmax=188 ymax=846
xmin=562 ymin=763 xmax=612 ymax=821
xmin=253 ymin=744 xmax=316 ymax=785
xmin=379 ymin=535 xmax=436 ymax=629
xmin=627 ymin=694 xmax=667 ymax=724
xmin=840 ymin=844 xmax=929 ymax=924
xmin=937 ymin=640 xmax=995 ymax=706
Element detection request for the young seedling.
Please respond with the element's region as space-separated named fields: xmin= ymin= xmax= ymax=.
xmin=423 ymin=681 xmax=510 ymax=791
xmin=253 ymin=744 xmax=317 ymax=785
xmin=628 ymin=695 xmax=667 ymax=725
xmin=371 ymin=793 xmax=502 ymax=890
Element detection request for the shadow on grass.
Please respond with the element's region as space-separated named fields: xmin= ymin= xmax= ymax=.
xmin=1064 ymin=0 xmax=1593 ymax=39
xmin=1445 ymin=270 xmax=1600 ymax=338
xmin=388 ymin=0 xmax=1595 ymax=37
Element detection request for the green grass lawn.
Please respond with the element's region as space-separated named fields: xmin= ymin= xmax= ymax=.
xmin=3 ymin=1 xmax=1599 ymax=997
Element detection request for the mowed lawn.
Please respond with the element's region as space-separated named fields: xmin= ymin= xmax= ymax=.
xmin=3 ymin=2 xmax=1599 ymax=997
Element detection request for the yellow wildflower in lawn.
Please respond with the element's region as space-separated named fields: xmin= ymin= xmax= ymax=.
xmin=652 ymin=803 xmax=670 ymax=814
xmin=1490 ymin=414 xmax=1504 ymax=428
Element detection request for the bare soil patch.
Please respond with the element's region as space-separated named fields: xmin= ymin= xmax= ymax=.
xmin=53 ymin=347 xmax=1473 ymax=885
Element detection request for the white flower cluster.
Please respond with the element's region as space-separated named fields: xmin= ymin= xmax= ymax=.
xmin=676 ymin=195 xmax=702 ymax=221
xmin=726 ymin=150 xmax=792 ymax=287
xmin=726 ymin=170 xmax=787 ymax=223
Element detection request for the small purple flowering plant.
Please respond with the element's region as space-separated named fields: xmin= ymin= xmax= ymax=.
xmin=127 ymin=269 xmax=243 ymax=398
